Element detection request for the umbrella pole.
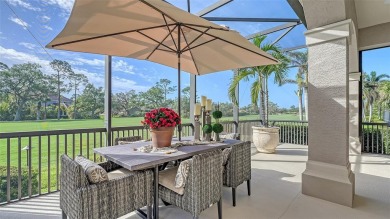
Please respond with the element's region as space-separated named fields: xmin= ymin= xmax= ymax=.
xmin=178 ymin=25 xmax=182 ymax=141
xmin=178 ymin=59 xmax=181 ymax=141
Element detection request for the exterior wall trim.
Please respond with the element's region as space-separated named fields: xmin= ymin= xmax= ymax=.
xmin=305 ymin=19 xmax=353 ymax=47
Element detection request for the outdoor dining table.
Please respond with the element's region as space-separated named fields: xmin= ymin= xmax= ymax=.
xmin=93 ymin=137 xmax=241 ymax=219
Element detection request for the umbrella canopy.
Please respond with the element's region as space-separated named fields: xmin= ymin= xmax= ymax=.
xmin=46 ymin=0 xmax=279 ymax=75
xmin=47 ymin=0 xmax=280 ymax=141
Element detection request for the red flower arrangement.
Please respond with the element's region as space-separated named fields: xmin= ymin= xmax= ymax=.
xmin=141 ymin=108 xmax=181 ymax=129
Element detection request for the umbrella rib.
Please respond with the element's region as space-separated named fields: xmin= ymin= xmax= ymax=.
xmin=50 ymin=24 xmax=175 ymax=48
xmin=179 ymin=25 xmax=201 ymax=75
xmin=137 ymin=31 xmax=176 ymax=53
xmin=163 ymin=15 xmax=178 ymax=51
xmin=181 ymin=27 xmax=211 ymax=52
xmin=156 ymin=48 xmax=176 ymax=53
xmin=184 ymin=24 xmax=280 ymax=63
xmin=182 ymin=23 xmax=229 ymax=32
xmin=182 ymin=38 xmax=217 ymax=53
xmin=146 ymin=24 xmax=178 ymax=60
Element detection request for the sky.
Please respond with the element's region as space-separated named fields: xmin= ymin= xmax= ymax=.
xmin=1 ymin=0 xmax=387 ymax=109
xmin=362 ymin=47 xmax=390 ymax=75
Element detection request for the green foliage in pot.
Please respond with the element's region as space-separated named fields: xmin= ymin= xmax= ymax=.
xmin=212 ymin=110 xmax=223 ymax=119
xmin=212 ymin=123 xmax=223 ymax=134
xmin=202 ymin=124 xmax=213 ymax=134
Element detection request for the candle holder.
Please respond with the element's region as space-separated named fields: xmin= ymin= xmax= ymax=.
xmin=204 ymin=110 xmax=212 ymax=141
xmin=202 ymin=106 xmax=207 ymax=140
xmin=194 ymin=115 xmax=201 ymax=141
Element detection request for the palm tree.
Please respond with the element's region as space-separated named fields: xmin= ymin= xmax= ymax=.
xmin=229 ymin=35 xmax=289 ymax=127
xmin=282 ymin=71 xmax=305 ymax=120
xmin=286 ymin=50 xmax=308 ymax=120
xmin=377 ymin=81 xmax=390 ymax=120
xmin=363 ymin=71 xmax=389 ymax=122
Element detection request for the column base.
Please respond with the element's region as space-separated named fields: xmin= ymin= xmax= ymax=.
xmin=349 ymin=137 xmax=361 ymax=155
xmin=302 ymin=160 xmax=355 ymax=207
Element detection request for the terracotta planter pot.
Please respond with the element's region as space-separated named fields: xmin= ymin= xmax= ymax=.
xmin=150 ymin=127 xmax=175 ymax=148
xmin=252 ymin=126 xmax=280 ymax=153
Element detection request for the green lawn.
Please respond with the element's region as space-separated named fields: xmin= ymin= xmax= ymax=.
xmin=0 ymin=113 xmax=298 ymax=201
xmin=0 ymin=114 xmax=299 ymax=133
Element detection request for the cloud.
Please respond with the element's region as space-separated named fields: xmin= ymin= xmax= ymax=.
xmin=6 ymin=0 xmax=41 ymax=11
xmin=40 ymin=15 xmax=51 ymax=22
xmin=19 ymin=42 xmax=38 ymax=50
xmin=9 ymin=16 xmax=29 ymax=29
xmin=113 ymin=60 xmax=134 ymax=75
xmin=0 ymin=46 xmax=149 ymax=93
xmin=43 ymin=25 xmax=53 ymax=31
xmin=43 ymin=0 xmax=74 ymax=13
xmin=65 ymin=67 xmax=149 ymax=93
xmin=74 ymin=57 xmax=104 ymax=67
xmin=0 ymin=45 xmax=47 ymax=66
xmin=73 ymin=58 xmax=135 ymax=74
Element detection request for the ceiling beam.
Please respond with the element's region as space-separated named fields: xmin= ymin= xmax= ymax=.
xmin=271 ymin=26 xmax=295 ymax=45
xmin=196 ymin=0 xmax=234 ymax=17
xmin=286 ymin=0 xmax=307 ymax=27
xmin=282 ymin=44 xmax=307 ymax=52
xmin=203 ymin=17 xmax=301 ymax=23
xmin=246 ymin=22 xmax=301 ymax=39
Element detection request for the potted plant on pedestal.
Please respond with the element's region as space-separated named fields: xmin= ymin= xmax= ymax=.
xmin=141 ymin=107 xmax=181 ymax=148
xmin=228 ymin=35 xmax=289 ymax=153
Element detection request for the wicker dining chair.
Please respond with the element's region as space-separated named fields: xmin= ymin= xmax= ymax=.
xmin=60 ymin=154 xmax=153 ymax=219
xmin=159 ymin=150 xmax=223 ymax=219
xmin=223 ymin=141 xmax=252 ymax=206
xmin=114 ymin=135 xmax=142 ymax=145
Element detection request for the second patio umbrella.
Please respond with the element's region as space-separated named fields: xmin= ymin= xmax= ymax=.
xmin=47 ymin=0 xmax=279 ymax=139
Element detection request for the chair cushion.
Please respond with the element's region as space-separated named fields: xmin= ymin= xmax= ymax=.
xmin=175 ymin=159 xmax=190 ymax=188
xmin=107 ymin=168 xmax=133 ymax=180
xmin=159 ymin=167 xmax=185 ymax=195
xmin=222 ymin=148 xmax=232 ymax=165
xmin=75 ymin=156 xmax=108 ymax=184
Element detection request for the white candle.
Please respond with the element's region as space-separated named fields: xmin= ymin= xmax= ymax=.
xmin=201 ymin=96 xmax=207 ymax=106
xmin=194 ymin=103 xmax=201 ymax=115
xmin=206 ymin=99 xmax=212 ymax=111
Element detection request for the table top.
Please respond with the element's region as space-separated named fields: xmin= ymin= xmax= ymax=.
xmin=94 ymin=138 xmax=240 ymax=171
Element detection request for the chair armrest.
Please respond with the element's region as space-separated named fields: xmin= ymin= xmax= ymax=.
xmin=75 ymin=169 xmax=154 ymax=218
xmin=98 ymin=160 xmax=122 ymax=172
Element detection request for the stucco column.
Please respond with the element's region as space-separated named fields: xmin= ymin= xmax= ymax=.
xmin=302 ymin=20 xmax=355 ymax=207
xmin=349 ymin=72 xmax=361 ymax=154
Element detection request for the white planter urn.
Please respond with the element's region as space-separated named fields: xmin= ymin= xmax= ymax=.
xmin=252 ymin=126 xmax=280 ymax=153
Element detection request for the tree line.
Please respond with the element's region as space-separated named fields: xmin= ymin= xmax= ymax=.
xmin=0 ymin=60 xmax=186 ymax=121
xmin=0 ymin=60 xmax=300 ymax=122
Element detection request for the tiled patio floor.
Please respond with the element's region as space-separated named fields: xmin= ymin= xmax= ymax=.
xmin=1 ymin=144 xmax=389 ymax=219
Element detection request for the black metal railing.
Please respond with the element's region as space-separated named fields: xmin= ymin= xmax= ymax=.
xmin=0 ymin=123 xmax=193 ymax=205
xmin=232 ymin=119 xmax=308 ymax=145
xmin=2 ymin=119 xmax=389 ymax=205
xmin=272 ymin=120 xmax=308 ymax=145
xmin=362 ymin=122 xmax=390 ymax=154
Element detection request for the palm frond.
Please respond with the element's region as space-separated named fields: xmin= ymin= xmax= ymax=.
xmin=250 ymin=79 xmax=261 ymax=106
xmin=228 ymin=69 xmax=257 ymax=105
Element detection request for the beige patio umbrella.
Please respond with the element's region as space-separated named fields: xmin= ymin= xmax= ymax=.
xmin=46 ymin=0 xmax=279 ymax=139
